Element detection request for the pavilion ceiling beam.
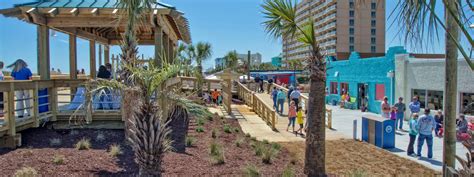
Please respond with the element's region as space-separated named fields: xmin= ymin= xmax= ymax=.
xmin=55 ymin=27 xmax=109 ymax=45
xmin=70 ymin=8 xmax=78 ymax=16
xmin=45 ymin=17 xmax=123 ymax=28
xmin=48 ymin=8 xmax=58 ymax=17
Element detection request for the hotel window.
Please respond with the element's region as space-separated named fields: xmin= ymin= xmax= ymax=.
xmin=371 ymin=11 xmax=376 ymax=18
xmin=349 ymin=10 xmax=354 ymax=17
xmin=371 ymin=29 xmax=376 ymax=35
xmin=371 ymin=20 xmax=376 ymax=27
xmin=371 ymin=46 xmax=376 ymax=53
xmin=349 ymin=28 xmax=355 ymax=35
xmin=349 ymin=1 xmax=354 ymax=8
xmin=375 ymin=84 xmax=386 ymax=101
xmin=461 ymin=93 xmax=474 ymax=116
xmin=371 ymin=37 xmax=376 ymax=44
xmin=340 ymin=83 xmax=349 ymax=95
xmin=412 ymin=89 xmax=444 ymax=110
xmin=350 ymin=19 xmax=354 ymax=26
xmin=330 ymin=82 xmax=338 ymax=94
xmin=350 ymin=37 xmax=354 ymax=44
xmin=371 ymin=2 xmax=376 ymax=9
xmin=349 ymin=45 xmax=355 ymax=52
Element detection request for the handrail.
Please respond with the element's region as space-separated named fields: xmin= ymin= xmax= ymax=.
xmin=264 ymin=81 xmax=332 ymax=129
xmin=237 ymin=82 xmax=277 ymax=130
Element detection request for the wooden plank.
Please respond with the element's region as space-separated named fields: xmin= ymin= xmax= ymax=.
xmin=37 ymin=25 xmax=51 ymax=80
xmin=89 ymin=40 xmax=97 ymax=78
xmin=154 ymin=26 xmax=163 ymax=67
xmin=46 ymin=17 xmax=122 ymax=28
xmin=55 ymin=27 xmax=109 ymax=45
xmin=98 ymin=44 xmax=103 ymax=66
xmin=69 ymin=34 xmax=78 ymax=80
xmin=7 ymin=84 xmax=16 ymax=136
xmin=104 ymin=45 xmax=110 ymax=64
xmin=32 ymin=82 xmax=40 ymax=127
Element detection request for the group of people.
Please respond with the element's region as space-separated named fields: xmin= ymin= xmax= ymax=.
xmin=379 ymin=96 xmax=470 ymax=158
xmin=270 ymin=85 xmax=306 ymax=136
xmin=203 ymin=89 xmax=223 ymax=106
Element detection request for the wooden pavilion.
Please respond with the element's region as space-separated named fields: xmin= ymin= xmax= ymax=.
xmin=0 ymin=0 xmax=191 ymax=79
xmin=0 ymin=0 xmax=193 ymax=148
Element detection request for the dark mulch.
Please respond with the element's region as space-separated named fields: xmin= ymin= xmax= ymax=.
xmin=0 ymin=116 xmax=303 ymax=176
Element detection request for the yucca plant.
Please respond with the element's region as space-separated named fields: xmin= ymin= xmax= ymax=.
xmin=262 ymin=0 xmax=326 ymax=175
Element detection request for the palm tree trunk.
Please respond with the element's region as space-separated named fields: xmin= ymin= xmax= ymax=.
xmin=304 ymin=79 xmax=326 ymax=176
xmin=443 ymin=1 xmax=459 ymax=171
xmin=167 ymin=105 xmax=189 ymax=153
xmin=197 ymin=64 xmax=203 ymax=96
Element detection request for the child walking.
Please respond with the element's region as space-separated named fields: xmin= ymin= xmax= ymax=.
xmin=407 ymin=113 xmax=419 ymax=156
xmin=287 ymin=101 xmax=297 ymax=132
xmin=295 ymin=106 xmax=304 ymax=136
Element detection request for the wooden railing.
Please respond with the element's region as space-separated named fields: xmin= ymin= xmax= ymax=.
xmin=264 ymin=82 xmax=333 ymax=129
xmin=237 ymin=82 xmax=277 ymax=130
xmin=179 ymin=76 xmax=223 ymax=92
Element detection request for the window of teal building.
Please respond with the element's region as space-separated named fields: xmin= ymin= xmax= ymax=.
xmin=375 ymin=84 xmax=385 ymax=100
xmin=330 ymin=82 xmax=338 ymax=94
xmin=341 ymin=83 xmax=349 ymax=95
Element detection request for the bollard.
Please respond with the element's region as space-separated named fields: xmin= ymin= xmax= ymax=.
xmin=353 ymin=119 xmax=357 ymax=140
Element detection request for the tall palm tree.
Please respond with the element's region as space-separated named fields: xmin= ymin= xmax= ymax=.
xmin=177 ymin=43 xmax=193 ymax=76
xmin=225 ymin=50 xmax=239 ymax=70
xmin=195 ymin=42 xmax=213 ymax=96
xmin=393 ymin=0 xmax=473 ymax=172
xmin=261 ymin=0 xmax=327 ymax=176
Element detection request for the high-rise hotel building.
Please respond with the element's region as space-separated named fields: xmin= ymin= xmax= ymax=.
xmin=283 ymin=0 xmax=385 ymax=61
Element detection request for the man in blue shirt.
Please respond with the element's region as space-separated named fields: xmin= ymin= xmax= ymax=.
xmin=290 ymin=88 xmax=301 ymax=107
xmin=276 ymin=89 xmax=286 ymax=114
xmin=416 ymin=108 xmax=436 ymax=158
xmin=409 ymin=96 xmax=421 ymax=116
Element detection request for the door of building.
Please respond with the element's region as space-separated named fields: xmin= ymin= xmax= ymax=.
xmin=358 ymin=83 xmax=369 ymax=110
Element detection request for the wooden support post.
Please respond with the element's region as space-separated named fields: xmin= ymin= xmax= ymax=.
xmin=168 ymin=38 xmax=173 ymax=63
xmin=37 ymin=25 xmax=50 ymax=80
xmin=7 ymin=83 xmax=16 ymax=136
xmin=89 ymin=40 xmax=96 ymax=78
xmin=49 ymin=87 xmax=57 ymax=122
xmin=154 ymin=26 xmax=163 ymax=67
xmin=163 ymin=33 xmax=169 ymax=64
xmin=104 ymin=45 xmax=110 ymax=64
xmin=111 ymin=54 xmax=116 ymax=79
xmin=32 ymin=82 xmax=39 ymax=127
xmin=98 ymin=44 xmax=103 ymax=66
xmin=69 ymin=34 xmax=78 ymax=79
xmin=85 ymin=91 xmax=92 ymax=124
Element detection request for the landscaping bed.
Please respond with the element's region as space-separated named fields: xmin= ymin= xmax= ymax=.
xmin=0 ymin=115 xmax=303 ymax=176
xmin=281 ymin=140 xmax=442 ymax=176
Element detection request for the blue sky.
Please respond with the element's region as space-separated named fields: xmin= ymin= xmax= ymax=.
xmin=0 ymin=0 xmax=446 ymax=73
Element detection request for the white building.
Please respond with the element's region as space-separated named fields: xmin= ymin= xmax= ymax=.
xmin=395 ymin=54 xmax=474 ymax=117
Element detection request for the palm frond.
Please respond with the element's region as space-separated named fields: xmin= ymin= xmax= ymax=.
xmin=261 ymin=0 xmax=299 ymax=39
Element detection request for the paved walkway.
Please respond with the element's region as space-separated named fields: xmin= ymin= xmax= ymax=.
xmin=244 ymin=92 xmax=468 ymax=172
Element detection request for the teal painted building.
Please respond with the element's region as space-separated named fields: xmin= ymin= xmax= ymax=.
xmin=271 ymin=56 xmax=282 ymax=68
xmin=326 ymin=46 xmax=407 ymax=113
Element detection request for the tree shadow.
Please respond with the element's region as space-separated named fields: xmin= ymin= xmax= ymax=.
xmin=387 ymin=147 xmax=405 ymax=153
xmin=418 ymin=157 xmax=443 ymax=166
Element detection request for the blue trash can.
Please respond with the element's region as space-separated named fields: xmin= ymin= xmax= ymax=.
xmin=38 ymin=89 xmax=49 ymax=113
xmin=361 ymin=114 xmax=395 ymax=149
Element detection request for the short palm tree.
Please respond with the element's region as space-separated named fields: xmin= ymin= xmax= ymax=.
xmin=262 ymin=0 xmax=326 ymax=176
xmin=393 ymin=0 xmax=473 ymax=172
xmin=90 ymin=63 xmax=211 ymax=176
xmin=225 ymin=50 xmax=239 ymax=70
xmin=177 ymin=43 xmax=193 ymax=76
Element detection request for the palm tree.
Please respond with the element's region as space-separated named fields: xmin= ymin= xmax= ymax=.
xmin=177 ymin=43 xmax=193 ymax=76
xmin=225 ymin=50 xmax=239 ymax=70
xmin=393 ymin=0 xmax=473 ymax=172
xmin=195 ymin=42 xmax=213 ymax=96
xmin=261 ymin=0 xmax=327 ymax=176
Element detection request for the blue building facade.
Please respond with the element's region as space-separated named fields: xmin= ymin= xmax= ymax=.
xmin=271 ymin=56 xmax=282 ymax=68
xmin=326 ymin=46 xmax=407 ymax=113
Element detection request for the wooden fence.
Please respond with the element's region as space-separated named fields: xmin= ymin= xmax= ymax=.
xmin=236 ymin=82 xmax=277 ymax=130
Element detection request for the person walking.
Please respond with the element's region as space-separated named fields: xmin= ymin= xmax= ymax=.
xmin=394 ymin=97 xmax=406 ymax=130
xmin=259 ymin=76 xmax=264 ymax=93
xmin=434 ymin=110 xmax=444 ymax=137
xmin=295 ymin=106 xmax=305 ymax=136
xmin=409 ymin=96 xmax=421 ymax=119
xmin=8 ymin=59 xmax=33 ymax=118
xmin=276 ymin=89 xmax=286 ymax=115
xmin=212 ymin=89 xmax=219 ymax=105
xmin=381 ymin=96 xmax=391 ymax=118
xmin=271 ymin=87 xmax=278 ymax=110
xmin=407 ymin=113 xmax=419 ymax=156
xmin=416 ymin=109 xmax=436 ymax=158
xmin=0 ymin=61 xmax=4 ymax=115
xmin=267 ymin=78 xmax=274 ymax=94
xmin=287 ymin=101 xmax=297 ymax=132
xmin=254 ymin=75 xmax=261 ymax=92
xmin=287 ymin=86 xmax=294 ymax=107
xmin=290 ymin=87 xmax=301 ymax=107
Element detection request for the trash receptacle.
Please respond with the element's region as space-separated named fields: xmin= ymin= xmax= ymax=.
xmin=38 ymin=89 xmax=49 ymax=113
xmin=361 ymin=113 xmax=395 ymax=149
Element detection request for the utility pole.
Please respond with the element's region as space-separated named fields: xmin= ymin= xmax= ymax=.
xmin=247 ymin=50 xmax=251 ymax=81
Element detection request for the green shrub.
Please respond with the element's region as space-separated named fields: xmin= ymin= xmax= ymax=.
xmin=196 ymin=126 xmax=205 ymax=133
xmin=14 ymin=167 xmax=37 ymax=177
xmin=211 ymin=129 xmax=219 ymax=139
xmin=186 ymin=136 xmax=196 ymax=147
xmin=262 ymin=139 xmax=269 ymax=144
xmin=197 ymin=118 xmax=206 ymax=126
xmin=206 ymin=115 xmax=214 ymax=121
xmin=250 ymin=137 xmax=257 ymax=141
xmin=223 ymin=124 xmax=232 ymax=134
xmin=245 ymin=133 xmax=251 ymax=138
xmin=209 ymin=142 xmax=225 ymax=165
xmin=96 ymin=132 xmax=106 ymax=142
xmin=108 ymin=144 xmax=123 ymax=157
xmin=254 ymin=143 xmax=264 ymax=156
xmin=233 ymin=127 xmax=240 ymax=133
xmin=52 ymin=154 xmax=65 ymax=165
xmin=235 ymin=137 xmax=245 ymax=148
xmin=261 ymin=146 xmax=278 ymax=164
xmin=243 ymin=164 xmax=260 ymax=177
xmin=271 ymin=142 xmax=281 ymax=150
xmin=75 ymin=138 xmax=91 ymax=150
xmin=49 ymin=138 xmax=62 ymax=147
xmin=281 ymin=165 xmax=295 ymax=177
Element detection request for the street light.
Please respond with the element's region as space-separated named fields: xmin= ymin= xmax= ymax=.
xmin=387 ymin=70 xmax=395 ymax=104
